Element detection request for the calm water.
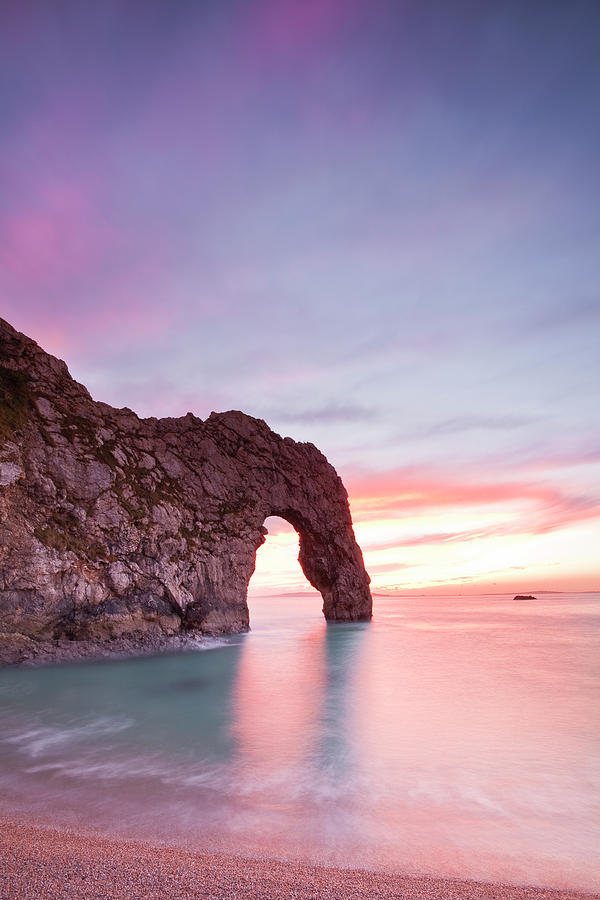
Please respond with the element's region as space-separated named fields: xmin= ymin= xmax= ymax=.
xmin=1 ymin=593 xmax=599 ymax=892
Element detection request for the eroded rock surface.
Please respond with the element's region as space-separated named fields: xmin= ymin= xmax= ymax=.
xmin=0 ymin=318 xmax=371 ymax=664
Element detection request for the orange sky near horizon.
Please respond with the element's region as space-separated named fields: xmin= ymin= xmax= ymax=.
xmin=249 ymin=470 xmax=600 ymax=596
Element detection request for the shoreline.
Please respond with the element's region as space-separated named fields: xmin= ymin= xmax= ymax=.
xmin=0 ymin=819 xmax=597 ymax=900
xmin=0 ymin=630 xmax=235 ymax=667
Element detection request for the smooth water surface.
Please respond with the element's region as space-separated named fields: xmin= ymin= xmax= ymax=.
xmin=1 ymin=593 xmax=599 ymax=891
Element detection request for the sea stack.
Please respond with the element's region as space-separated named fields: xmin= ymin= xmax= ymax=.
xmin=0 ymin=318 xmax=372 ymax=664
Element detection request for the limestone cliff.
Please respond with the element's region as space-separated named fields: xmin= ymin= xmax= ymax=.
xmin=0 ymin=318 xmax=371 ymax=664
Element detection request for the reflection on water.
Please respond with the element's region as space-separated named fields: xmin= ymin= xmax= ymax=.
xmin=233 ymin=623 xmax=326 ymax=773
xmin=0 ymin=592 xmax=599 ymax=892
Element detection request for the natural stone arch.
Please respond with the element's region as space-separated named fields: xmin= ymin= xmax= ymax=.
xmin=268 ymin=506 xmax=370 ymax=623
xmin=0 ymin=318 xmax=372 ymax=663
xmin=250 ymin=506 xmax=371 ymax=622
xmin=180 ymin=411 xmax=372 ymax=634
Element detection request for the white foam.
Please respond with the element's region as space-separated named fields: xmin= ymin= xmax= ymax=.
xmin=4 ymin=716 xmax=134 ymax=758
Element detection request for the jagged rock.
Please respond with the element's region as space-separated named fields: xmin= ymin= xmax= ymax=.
xmin=513 ymin=594 xmax=536 ymax=600
xmin=0 ymin=318 xmax=371 ymax=664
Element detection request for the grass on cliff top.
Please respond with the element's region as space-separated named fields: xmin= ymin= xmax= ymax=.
xmin=0 ymin=365 xmax=31 ymax=442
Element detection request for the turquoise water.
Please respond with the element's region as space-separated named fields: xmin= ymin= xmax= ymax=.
xmin=1 ymin=592 xmax=599 ymax=892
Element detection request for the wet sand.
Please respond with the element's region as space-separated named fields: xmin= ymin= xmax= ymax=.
xmin=0 ymin=820 xmax=597 ymax=900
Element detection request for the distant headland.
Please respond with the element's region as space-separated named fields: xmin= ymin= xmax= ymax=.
xmin=0 ymin=318 xmax=371 ymax=665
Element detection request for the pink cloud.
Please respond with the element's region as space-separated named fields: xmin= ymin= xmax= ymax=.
xmin=0 ymin=180 xmax=114 ymax=291
xmin=0 ymin=164 xmax=182 ymax=360
xmin=346 ymin=465 xmax=600 ymax=536
xmin=363 ymin=529 xmax=494 ymax=551
xmin=239 ymin=0 xmax=357 ymax=61
xmin=365 ymin=560 xmax=416 ymax=574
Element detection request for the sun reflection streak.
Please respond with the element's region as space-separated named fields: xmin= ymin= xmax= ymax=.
xmin=231 ymin=625 xmax=326 ymax=774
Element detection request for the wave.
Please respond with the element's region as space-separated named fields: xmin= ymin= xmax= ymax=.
xmin=3 ymin=716 xmax=134 ymax=758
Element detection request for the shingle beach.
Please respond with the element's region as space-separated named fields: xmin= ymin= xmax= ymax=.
xmin=1 ymin=820 xmax=596 ymax=900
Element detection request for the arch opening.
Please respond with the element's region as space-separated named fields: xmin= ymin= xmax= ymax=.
xmin=247 ymin=503 xmax=372 ymax=625
xmin=249 ymin=515 xmax=318 ymax=599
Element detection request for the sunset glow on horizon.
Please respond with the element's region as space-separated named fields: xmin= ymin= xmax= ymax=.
xmin=1 ymin=0 xmax=599 ymax=596
xmin=250 ymin=487 xmax=599 ymax=597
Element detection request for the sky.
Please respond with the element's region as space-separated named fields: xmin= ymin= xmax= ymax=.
xmin=1 ymin=0 xmax=599 ymax=595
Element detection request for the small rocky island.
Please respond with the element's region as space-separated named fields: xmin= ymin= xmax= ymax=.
xmin=0 ymin=319 xmax=371 ymax=664
xmin=513 ymin=594 xmax=536 ymax=600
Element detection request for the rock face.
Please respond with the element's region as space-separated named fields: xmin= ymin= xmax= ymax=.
xmin=0 ymin=319 xmax=371 ymax=664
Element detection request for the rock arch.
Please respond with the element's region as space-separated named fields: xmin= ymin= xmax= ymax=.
xmin=0 ymin=318 xmax=372 ymax=664
xmin=179 ymin=409 xmax=372 ymax=633
xmin=267 ymin=505 xmax=371 ymax=623
xmin=250 ymin=501 xmax=372 ymax=622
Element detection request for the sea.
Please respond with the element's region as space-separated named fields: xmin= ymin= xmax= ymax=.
xmin=1 ymin=592 xmax=598 ymax=893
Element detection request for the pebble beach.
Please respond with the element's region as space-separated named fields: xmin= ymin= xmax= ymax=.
xmin=1 ymin=820 xmax=597 ymax=900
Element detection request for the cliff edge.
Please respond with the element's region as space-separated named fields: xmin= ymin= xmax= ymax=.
xmin=0 ymin=319 xmax=371 ymax=664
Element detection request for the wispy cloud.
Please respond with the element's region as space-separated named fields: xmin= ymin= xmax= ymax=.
xmin=525 ymin=295 xmax=600 ymax=335
xmin=403 ymin=414 xmax=541 ymax=439
xmin=346 ymin=465 xmax=600 ymax=535
xmin=270 ymin=403 xmax=376 ymax=425
xmin=363 ymin=529 xmax=492 ymax=551
xmin=365 ymin=560 xmax=416 ymax=575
